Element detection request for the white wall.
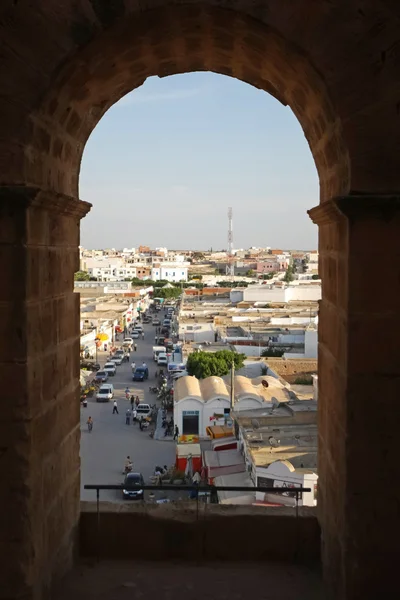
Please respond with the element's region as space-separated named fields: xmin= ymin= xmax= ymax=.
xmin=174 ymin=398 xmax=204 ymax=437
xmin=203 ymin=398 xmax=231 ymax=431
xmin=242 ymin=285 xmax=321 ymax=304
xmin=304 ymin=329 xmax=318 ymax=358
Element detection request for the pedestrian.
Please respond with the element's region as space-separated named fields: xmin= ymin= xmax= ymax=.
xmin=155 ymin=335 xmax=157 ymax=343
xmin=132 ymin=407 xmax=137 ymax=423
xmin=172 ymin=351 xmax=175 ymax=361
xmin=135 ymin=395 xmax=140 ymax=407
xmin=134 ymin=342 xmax=137 ymax=352
xmin=173 ymin=424 xmax=179 ymax=441
xmin=87 ymin=416 xmax=93 ymax=432
xmin=125 ymin=408 xmax=131 ymax=425
xmin=141 ymin=331 xmax=144 ymax=340
xmin=125 ymin=386 xmax=130 ymax=400
xmin=131 ymin=361 xmax=136 ymax=372
xmin=112 ymin=400 xmax=119 ymax=414
xmin=130 ymin=394 xmax=134 ymax=410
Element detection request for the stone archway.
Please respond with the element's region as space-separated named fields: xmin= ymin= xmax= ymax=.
xmin=1 ymin=3 xmax=400 ymax=600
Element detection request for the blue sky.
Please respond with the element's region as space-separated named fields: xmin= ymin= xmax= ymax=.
xmin=80 ymin=72 xmax=318 ymax=250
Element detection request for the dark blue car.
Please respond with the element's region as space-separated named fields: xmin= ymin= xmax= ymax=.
xmin=132 ymin=366 xmax=149 ymax=381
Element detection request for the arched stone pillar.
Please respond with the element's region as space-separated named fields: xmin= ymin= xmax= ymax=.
xmin=0 ymin=186 xmax=91 ymax=599
xmin=309 ymin=195 xmax=400 ymax=598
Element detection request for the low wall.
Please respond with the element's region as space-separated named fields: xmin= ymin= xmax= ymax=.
xmin=80 ymin=502 xmax=320 ymax=564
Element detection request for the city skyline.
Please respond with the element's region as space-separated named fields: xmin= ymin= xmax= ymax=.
xmin=80 ymin=73 xmax=319 ymax=250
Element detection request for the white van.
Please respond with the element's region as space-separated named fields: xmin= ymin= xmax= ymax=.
xmin=96 ymin=383 xmax=114 ymax=402
xmin=153 ymin=345 xmax=166 ymax=361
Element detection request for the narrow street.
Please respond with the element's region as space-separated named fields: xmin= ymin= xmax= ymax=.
xmin=80 ymin=316 xmax=177 ymax=502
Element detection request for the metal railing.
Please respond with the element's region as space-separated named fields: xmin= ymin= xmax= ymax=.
xmin=84 ymin=483 xmax=311 ymax=561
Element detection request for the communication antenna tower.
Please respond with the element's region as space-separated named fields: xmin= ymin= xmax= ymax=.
xmin=227 ymin=207 xmax=235 ymax=278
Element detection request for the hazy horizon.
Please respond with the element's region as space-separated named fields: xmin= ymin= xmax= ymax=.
xmin=80 ymin=72 xmax=319 ymax=250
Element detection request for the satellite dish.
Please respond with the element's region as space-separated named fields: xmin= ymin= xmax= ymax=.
xmin=251 ymin=419 xmax=260 ymax=430
xmin=261 ymin=379 xmax=269 ymax=388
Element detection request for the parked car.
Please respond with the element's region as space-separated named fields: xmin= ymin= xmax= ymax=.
xmin=80 ymin=360 xmax=100 ymax=371
xmin=110 ymin=354 xmax=123 ymax=366
xmin=136 ymin=403 xmax=152 ymax=419
xmin=132 ymin=366 xmax=149 ymax=381
xmin=96 ymin=384 xmax=114 ymax=402
xmin=133 ymin=324 xmax=143 ymax=333
xmin=163 ymin=319 xmax=171 ymax=327
xmin=115 ymin=349 xmax=125 ymax=356
xmin=157 ymin=353 xmax=168 ymax=367
xmin=122 ymin=472 xmax=145 ymax=500
xmin=152 ymin=318 xmax=161 ymax=326
xmin=131 ymin=330 xmax=139 ymax=339
xmin=124 ymin=337 xmax=133 ymax=346
xmin=103 ymin=362 xmax=117 ymax=376
xmin=94 ymin=370 xmax=109 ymax=383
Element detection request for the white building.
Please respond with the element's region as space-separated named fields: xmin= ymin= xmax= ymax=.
xmin=173 ymin=375 xmax=294 ymax=438
xmin=151 ymin=262 xmax=189 ymax=282
xmin=255 ymin=460 xmax=318 ymax=507
xmin=231 ymin=284 xmax=321 ymax=304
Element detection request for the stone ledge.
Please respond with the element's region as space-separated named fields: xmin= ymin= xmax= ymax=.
xmin=308 ymin=194 xmax=400 ymax=225
xmin=0 ymin=185 xmax=91 ymax=218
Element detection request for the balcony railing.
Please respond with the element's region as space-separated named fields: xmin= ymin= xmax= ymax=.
xmin=84 ymin=483 xmax=312 ymax=562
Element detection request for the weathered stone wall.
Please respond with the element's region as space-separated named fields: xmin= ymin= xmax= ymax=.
xmin=80 ymin=502 xmax=320 ymax=564
xmin=0 ymin=187 xmax=90 ymax=600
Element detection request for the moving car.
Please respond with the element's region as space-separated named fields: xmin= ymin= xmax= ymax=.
xmin=132 ymin=366 xmax=149 ymax=381
xmin=94 ymin=370 xmax=109 ymax=383
xmin=131 ymin=330 xmax=139 ymax=339
xmin=157 ymin=353 xmax=168 ymax=367
xmin=110 ymin=354 xmax=123 ymax=366
xmin=163 ymin=319 xmax=171 ymax=327
xmin=122 ymin=472 xmax=145 ymax=500
xmin=96 ymin=384 xmax=114 ymax=402
xmin=103 ymin=362 xmax=117 ymax=376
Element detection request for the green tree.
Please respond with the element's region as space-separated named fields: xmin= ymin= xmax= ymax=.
xmin=74 ymin=270 xmax=90 ymax=281
xmin=283 ymin=265 xmax=295 ymax=283
xmin=153 ymin=287 xmax=181 ymax=299
xmin=261 ymin=348 xmax=285 ymax=358
xmin=245 ymin=269 xmax=255 ymax=276
xmin=186 ymin=350 xmax=245 ymax=379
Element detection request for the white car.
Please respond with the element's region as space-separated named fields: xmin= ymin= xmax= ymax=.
xmin=136 ymin=403 xmax=152 ymax=420
xmin=110 ymin=354 xmax=123 ymax=365
xmin=96 ymin=384 xmax=114 ymax=402
xmin=124 ymin=337 xmax=133 ymax=345
xmin=133 ymin=324 xmax=143 ymax=333
xmin=157 ymin=353 xmax=168 ymax=366
xmin=131 ymin=330 xmax=139 ymax=338
xmin=103 ymin=362 xmax=117 ymax=376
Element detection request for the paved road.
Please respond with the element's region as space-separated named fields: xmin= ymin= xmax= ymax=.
xmin=80 ymin=314 xmax=177 ymax=502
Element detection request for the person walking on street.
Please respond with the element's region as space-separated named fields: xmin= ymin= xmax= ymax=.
xmin=125 ymin=408 xmax=131 ymax=425
xmin=132 ymin=407 xmax=137 ymax=423
xmin=173 ymin=425 xmax=179 ymax=441
xmin=134 ymin=342 xmax=137 ymax=352
xmin=87 ymin=416 xmax=93 ymax=432
xmin=131 ymin=361 xmax=136 ymax=372
xmin=112 ymin=400 xmax=119 ymax=414
xmin=141 ymin=331 xmax=144 ymax=340
xmin=135 ymin=395 xmax=140 ymax=408
xmin=130 ymin=394 xmax=135 ymax=410
xmin=125 ymin=386 xmax=130 ymax=400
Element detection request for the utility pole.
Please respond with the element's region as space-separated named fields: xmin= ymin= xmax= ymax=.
xmin=230 ymin=360 xmax=235 ymax=412
xmin=227 ymin=207 xmax=235 ymax=279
